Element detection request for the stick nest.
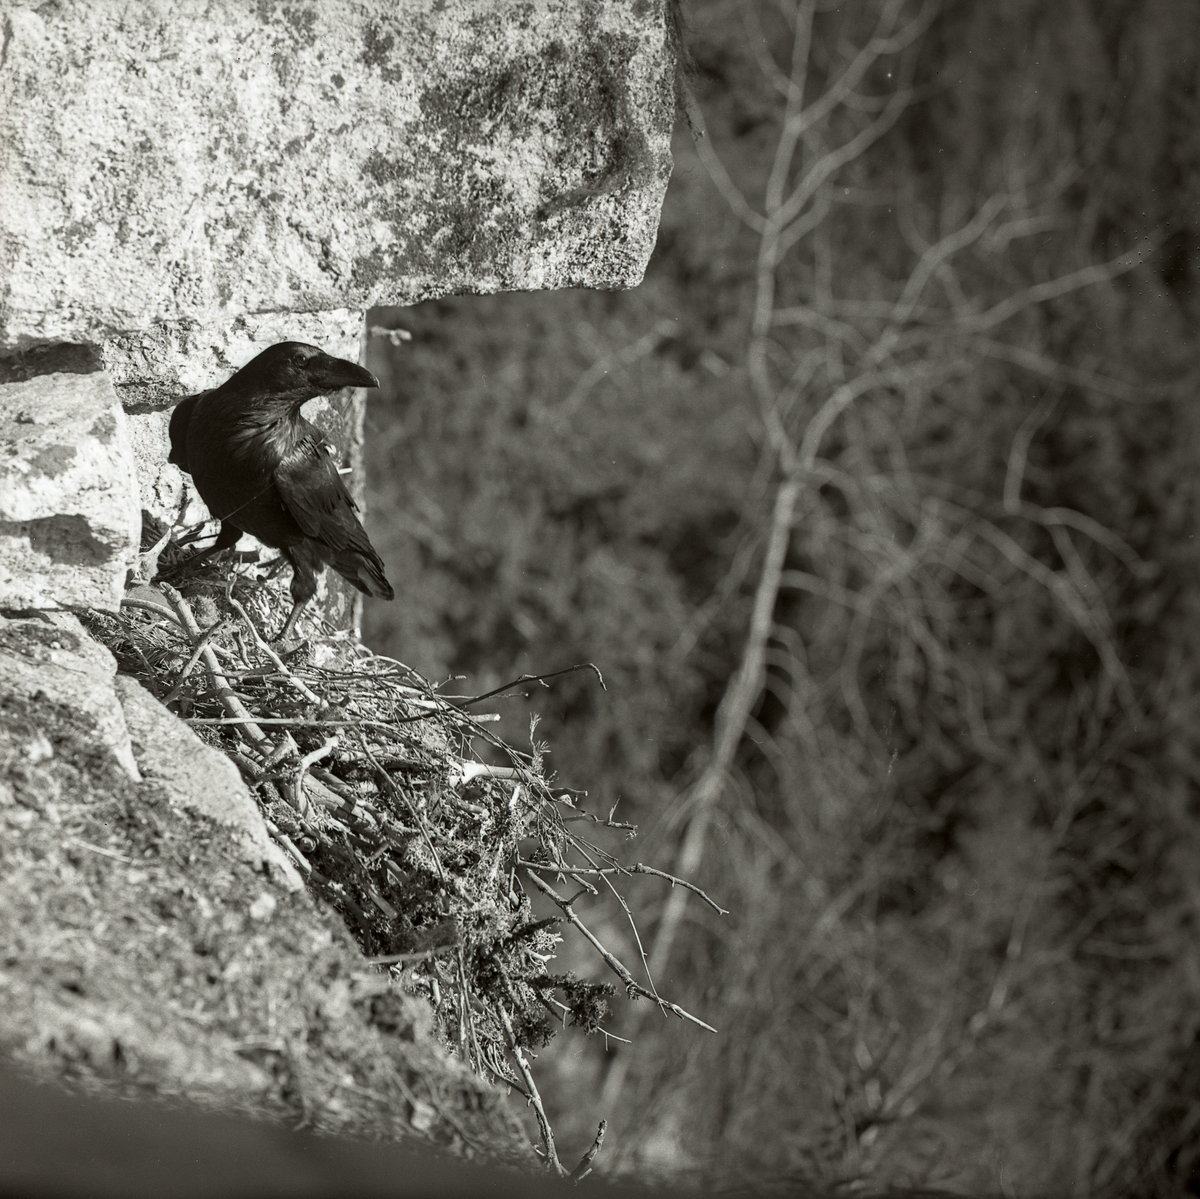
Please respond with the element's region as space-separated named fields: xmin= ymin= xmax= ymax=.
xmin=81 ymin=524 xmax=717 ymax=1171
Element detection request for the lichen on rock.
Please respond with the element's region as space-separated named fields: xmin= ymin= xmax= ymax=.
xmin=0 ymin=1 xmax=675 ymax=345
xmin=0 ymin=372 xmax=140 ymax=610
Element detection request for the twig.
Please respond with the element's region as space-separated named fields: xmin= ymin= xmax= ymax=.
xmin=119 ymin=597 xmax=185 ymax=627
xmin=185 ymin=716 xmax=432 ymax=730
xmin=975 ymin=338 xmax=1145 ymax=402
xmin=597 ymin=871 xmax=658 ymax=1000
xmin=157 ymin=583 xmax=273 ymax=751
xmin=518 ymin=860 xmax=729 ymax=914
xmin=958 ymin=241 xmax=1157 ymax=334
xmin=68 ymin=838 xmax=133 ymax=864
xmin=226 ymin=593 xmax=325 ymax=707
xmin=163 ymin=618 xmax=233 ymax=705
xmin=627 ymin=863 xmax=730 ymax=914
xmin=1003 ymin=391 xmax=1060 ymax=514
xmin=524 ymin=871 xmax=717 ymax=1033
xmin=458 ymin=947 xmax=486 ymax=1077
xmin=263 ymin=820 xmax=311 ymax=875
xmin=366 ymin=946 xmax=456 ymax=966
xmin=287 ymin=736 xmax=339 ymax=815
xmin=452 ymin=761 xmax=519 ymax=786
xmin=890 ymin=194 xmax=1008 ymax=325
xmin=453 ymin=662 xmax=607 ymax=709
xmin=360 ymin=737 xmax=447 ymax=882
xmin=540 ymin=995 xmax=631 ymax=1046
xmin=496 ymin=1001 xmax=565 ymax=1175
xmin=571 ymin=1121 xmax=608 ymax=1182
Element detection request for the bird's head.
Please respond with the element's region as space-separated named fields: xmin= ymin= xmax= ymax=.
xmin=228 ymin=342 xmax=380 ymax=404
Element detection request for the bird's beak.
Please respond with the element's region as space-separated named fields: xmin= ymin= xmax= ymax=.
xmin=307 ymin=353 xmax=380 ymax=391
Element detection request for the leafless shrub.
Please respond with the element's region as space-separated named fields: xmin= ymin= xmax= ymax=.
xmin=590 ymin=3 xmax=1182 ymax=1194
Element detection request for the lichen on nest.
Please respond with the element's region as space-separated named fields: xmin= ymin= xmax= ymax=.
xmin=81 ymin=520 xmax=719 ymax=1174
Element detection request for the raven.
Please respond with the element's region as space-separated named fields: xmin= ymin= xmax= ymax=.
xmin=168 ymin=341 xmax=394 ymax=641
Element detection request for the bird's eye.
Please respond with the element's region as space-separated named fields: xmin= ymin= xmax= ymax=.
xmin=292 ymin=351 xmax=308 ymax=367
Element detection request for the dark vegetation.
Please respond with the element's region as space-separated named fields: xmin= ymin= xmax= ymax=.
xmin=361 ymin=1 xmax=1200 ymax=1195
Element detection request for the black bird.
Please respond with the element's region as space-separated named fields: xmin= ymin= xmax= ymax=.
xmin=168 ymin=341 xmax=394 ymax=641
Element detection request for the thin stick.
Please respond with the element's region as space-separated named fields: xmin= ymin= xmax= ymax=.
xmin=360 ymin=737 xmax=447 ymax=882
xmin=187 ymin=716 xmax=420 ymax=729
xmin=226 ymin=593 xmax=325 ymax=707
xmin=571 ymin=1121 xmax=608 ymax=1182
xmin=453 ymin=761 xmax=519 ymax=786
xmin=262 ymin=820 xmax=311 ymax=875
xmin=519 ymin=861 xmax=729 ymax=915
xmin=459 ymin=946 xmax=485 ymax=1076
xmin=524 ymin=871 xmax=717 ymax=1033
xmin=540 ymin=995 xmax=631 ymax=1045
xmin=599 ymin=872 xmax=658 ymax=1000
xmin=163 ymin=619 xmax=233 ymax=705
xmin=119 ymin=597 xmax=186 ymax=627
xmin=365 ymin=946 xmax=456 ymax=966
xmin=454 ymin=663 xmax=607 ymax=708
xmin=68 ymin=838 xmax=133 ymax=864
xmin=157 ymin=584 xmax=273 ymax=751
xmin=183 ymin=714 xmax=494 ymax=730
xmin=496 ymin=1002 xmax=565 ymax=1175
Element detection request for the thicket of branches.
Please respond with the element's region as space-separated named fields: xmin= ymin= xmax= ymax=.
xmin=363 ymin=1 xmax=1200 ymax=1194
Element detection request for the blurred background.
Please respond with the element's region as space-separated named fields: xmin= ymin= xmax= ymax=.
xmin=361 ymin=2 xmax=1200 ymax=1195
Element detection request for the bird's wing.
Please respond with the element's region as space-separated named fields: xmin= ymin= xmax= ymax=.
xmin=273 ymin=434 xmax=363 ymax=551
xmin=167 ymin=393 xmax=203 ymax=471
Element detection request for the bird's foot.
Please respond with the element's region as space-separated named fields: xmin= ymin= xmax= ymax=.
xmin=272 ymin=599 xmax=310 ymax=646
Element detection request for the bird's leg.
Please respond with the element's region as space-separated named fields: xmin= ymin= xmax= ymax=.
xmin=272 ymin=548 xmax=318 ymax=643
xmin=275 ymin=597 xmax=310 ymax=644
xmin=160 ymin=521 xmax=244 ymax=582
xmin=189 ymin=520 xmax=243 ymax=566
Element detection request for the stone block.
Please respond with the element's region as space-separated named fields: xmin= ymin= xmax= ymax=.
xmin=0 ymin=1 xmax=675 ymax=347
xmin=0 ymin=611 xmax=140 ymax=780
xmin=0 ymin=371 xmax=140 ymax=610
xmin=114 ymin=676 xmax=304 ymax=890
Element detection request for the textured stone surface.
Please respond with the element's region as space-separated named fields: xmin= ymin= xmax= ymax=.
xmin=0 ymin=0 xmax=675 ymax=347
xmin=0 ymin=611 xmax=140 ymax=780
xmin=0 ymin=373 xmax=140 ymax=610
xmin=0 ymin=682 xmax=527 ymax=1156
xmin=114 ymin=675 xmax=303 ymax=890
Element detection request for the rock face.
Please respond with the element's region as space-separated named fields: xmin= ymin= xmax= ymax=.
xmin=0 ymin=640 xmax=525 ymax=1156
xmin=0 ymin=610 xmax=141 ymax=779
xmin=0 ymin=0 xmax=675 ymax=346
xmin=113 ymin=674 xmax=303 ymax=888
xmin=0 ymin=0 xmax=677 ymax=1167
xmin=0 ymin=372 xmax=140 ymax=610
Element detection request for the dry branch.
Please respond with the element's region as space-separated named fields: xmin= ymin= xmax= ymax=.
xmin=524 ymin=871 xmax=717 ymax=1034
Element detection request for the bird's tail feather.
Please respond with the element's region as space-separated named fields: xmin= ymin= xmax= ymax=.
xmin=331 ymin=546 xmax=394 ymax=601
